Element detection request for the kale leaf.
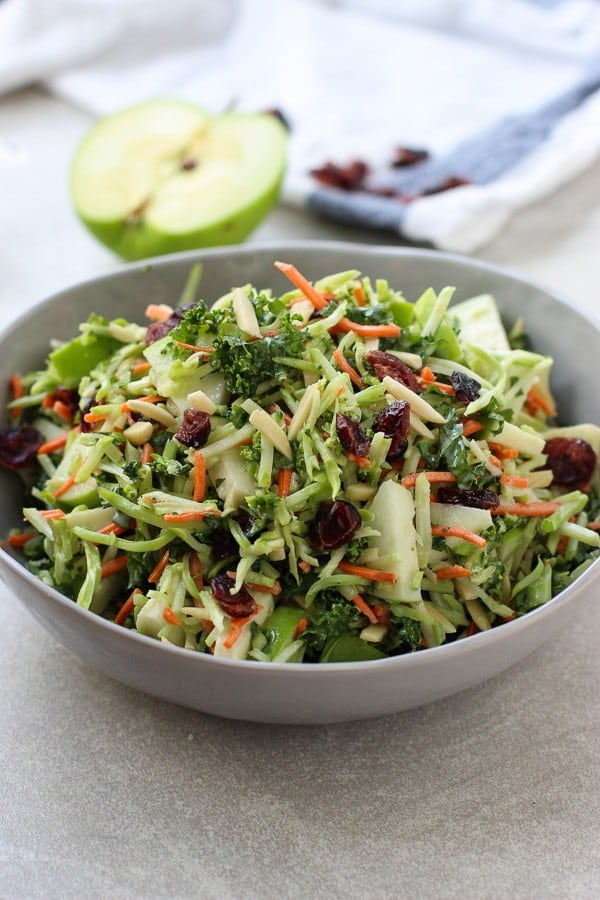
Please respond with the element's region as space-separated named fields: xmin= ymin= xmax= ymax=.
xmin=211 ymin=313 xmax=307 ymax=396
xmin=300 ymin=590 xmax=365 ymax=659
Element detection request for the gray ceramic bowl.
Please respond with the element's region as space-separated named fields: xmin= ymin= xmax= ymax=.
xmin=1 ymin=242 xmax=599 ymax=723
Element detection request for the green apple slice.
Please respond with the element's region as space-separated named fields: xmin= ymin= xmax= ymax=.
xmin=70 ymin=99 xmax=287 ymax=261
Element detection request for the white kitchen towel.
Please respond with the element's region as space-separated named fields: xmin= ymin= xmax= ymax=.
xmin=2 ymin=0 xmax=600 ymax=252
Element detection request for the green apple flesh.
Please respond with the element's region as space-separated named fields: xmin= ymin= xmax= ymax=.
xmin=70 ymin=100 xmax=287 ymax=261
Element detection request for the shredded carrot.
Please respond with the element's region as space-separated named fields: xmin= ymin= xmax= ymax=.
xmin=462 ymin=418 xmax=483 ymax=436
xmin=465 ymin=620 xmax=478 ymax=637
xmin=83 ymin=412 xmax=106 ymax=424
xmin=333 ymin=318 xmax=401 ymax=338
xmin=10 ymin=374 xmax=24 ymax=417
xmin=141 ymin=443 xmax=153 ymax=466
xmin=338 ymin=561 xmax=397 ymax=583
xmin=163 ymin=607 xmax=180 ymax=626
xmin=332 ymin=348 xmax=365 ymax=389
xmin=431 ymin=525 xmax=487 ymax=548
xmin=419 ymin=366 xmax=436 ymax=383
xmin=488 ymin=453 xmax=502 ymax=469
xmin=401 ymin=471 xmax=456 ymax=489
xmin=346 ymin=453 xmax=371 ymax=469
xmin=556 ymin=535 xmax=569 ymax=557
xmin=53 ymin=400 xmax=74 ymax=423
xmin=372 ymin=604 xmax=391 ymax=627
xmin=42 ymin=393 xmax=55 ymax=409
xmin=435 ymin=565 xmax=473 ymax=580
xmin=353 ymin=282 xmax=366 ymax=307
xmin=40 ymin=509 xmax=65 ymax=520
xmin=173 ymin=341 xmax=214 ymax=354
xmin=98 ymin=522 xmax=128 ymax=536
xmin=487 ymin=442 xmax=519 ymax=459
xmin=8 ymin=530 xmax=36 ymax=548
xmin=163 ymin=510 xmax=221 ymax=523
xmin=274 ymin=260 xmax=329 ymax=310
xmin=223 ymin=611 xmax=257 ymax=649
xmin=298 ymin=560 xmax=312 ymax=573
xmin=145 ymin=303 xmax=173 ymax=321
xmin=587 ymin=522 xmax=600 ymax=531
xmin=525 ymin=385 xmax=556 ymax=418
xmin=245 ymin=581 xmax=282 ymax=596
xmin=193 ymin=451 xmax=206 ymax=502
xmin=277 ymin=467 xmax=293 ymax=498
xmin=115 ymin=588 xmax=142 ymax=626
xmin=293 ymin=616 xmax=309 ymax=639
xmin=52 ymin=471 xmax=78 ymax=499
xmin=491 ymin=501 xmax=559 ymax=517
xmin=37 ymin=432 xmax=69 ymax=455
xmin=148 ymin=549 xmax=170 ymax=584
xmin=131 ymin=361 xmax=152 ymax=375
xmin=500 ymin=474 xmax=530 ymax=489
xmin=350 ymin=593 xmax=379 ymax=624
xmin=100 ymin=555 xmax=129 ymax=579
xmin=417 ymin=376 xmax=454 ymax=395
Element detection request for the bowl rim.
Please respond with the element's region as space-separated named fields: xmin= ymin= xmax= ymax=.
xmin=1 ymin=238 xmax=599 ymax=675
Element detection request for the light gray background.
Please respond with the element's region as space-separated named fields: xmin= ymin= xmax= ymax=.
xmin=1 ymin=88 xmax=599 ymax=899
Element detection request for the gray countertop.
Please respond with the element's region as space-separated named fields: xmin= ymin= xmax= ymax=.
xmin=1 ymin=88 xmax=599 ymax=900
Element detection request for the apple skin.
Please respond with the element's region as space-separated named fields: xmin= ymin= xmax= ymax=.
xmin=76 ymin=171 xmax=284 ymax=261
xmin=69 ymin=101 xmax=288 ymax=261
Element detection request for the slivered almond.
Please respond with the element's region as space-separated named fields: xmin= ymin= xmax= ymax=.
xmin=187 ymin=389 xmax=217 ymax=414
xmin=127 ymin=399 xmax=177 ymax=429
xmin=409 ymin=412 xmax=434 ymax=440
xmin=383 ymin=375 xmax=446 ymax=424
xmin=387 ymin=350 xmax=422 ymax=369
xmin=289 ymin=299 xmax=315 ymax=326
xmin=233 ymin=287 xmax=261 ymax=338
xmin=249 ymin=409 xmax=292 ymax=459
xmin=526 ymin=470 xmax=554 ymax=489
xmin=123 ymin=421 xmax=154 ymax=446
xmin=287 ymin=384 xmax=320 ymax=440
xmin=360 ymin=623 xmax=388 ymax=643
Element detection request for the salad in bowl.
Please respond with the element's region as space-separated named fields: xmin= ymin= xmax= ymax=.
xmin=1 ymin=258 xmax=598 ymax=665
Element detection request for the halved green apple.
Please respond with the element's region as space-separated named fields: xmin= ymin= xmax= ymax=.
xmin=70 ymin=99 xmax=287 ymax=261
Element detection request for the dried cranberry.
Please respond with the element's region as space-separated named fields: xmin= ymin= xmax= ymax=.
xmin=174 ymin=409 xmax=211 ymax=448
xmin=422 ymin=176 xmax=471 ymax=196
xmin=372 ymin=400 xmax=410 ymax=460
xmin=53 ymin=388 xmax=79 ymax=415
xmin=336 ymin=413 xmax=370 ymax=457
xmin=364 ymin=351 xmax=420 ymax=392
xmin=391 ymin=146 xmax=430 ymax=168
xmin=235 ymin=510 xmax=260 ymax=537
xmin=437 ymin=486 xmax=499 ymax=509
xmin=310 ymin=500 xmax=362 ymax=551
xmin=210 ymin=574 xmax=257 ymax=618
xmin=0 ymin=424 xmax=42 ymax=469
xmin=145 ymin=321 xmax=172 ymax=344
xmin=209 ymin=527 xmax=239 ymax=561
xmin=450 ymin=371 xmax=481 ymax=404
xmin=309 ymin=160 xmax=369 ymax=191
xmin=544 ymin=437 xmax=596 ymax=488
xmin=144 ymin=304 xmax=193 ymax=345
xmin=79 ymin=396 xmax=96 ymax=433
